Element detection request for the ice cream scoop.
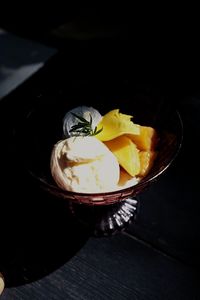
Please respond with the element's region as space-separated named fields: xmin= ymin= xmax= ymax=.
xmin=63 ymin=106 xmax=102 ymax=138
xmin=50 ymin=136 xmax=120 ymax=193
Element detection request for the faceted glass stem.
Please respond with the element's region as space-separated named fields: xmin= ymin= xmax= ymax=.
xmin=69 ymin=198 xmax=138 ymax=236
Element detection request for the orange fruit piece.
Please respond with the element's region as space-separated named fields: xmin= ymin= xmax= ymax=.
xmin=128 ymin=126 xmax=158 ymax=151
xmin=96 ymin=109 xmax=140 ymax=141
xmin=139 ymin=150 xmax=157 ymax=176
xmin=104 ymin=136 xmax=140 ymax=177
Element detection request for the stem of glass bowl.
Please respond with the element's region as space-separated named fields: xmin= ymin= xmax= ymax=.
xmin=68 ymin=197 xmax=139 ymax=236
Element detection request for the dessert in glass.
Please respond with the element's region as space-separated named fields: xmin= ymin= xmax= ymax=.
xmin=17 ymin=96 xmax=183 ymax=236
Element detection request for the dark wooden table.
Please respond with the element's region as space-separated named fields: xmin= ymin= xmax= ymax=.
xmin=0 ymin=38 xmax=200 ymax=299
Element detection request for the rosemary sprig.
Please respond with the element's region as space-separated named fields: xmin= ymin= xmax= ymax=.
xmin=69 ymin=112 xmax=103 ymax=136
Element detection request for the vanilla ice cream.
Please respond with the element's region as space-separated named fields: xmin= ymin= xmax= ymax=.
xmin=50 ymin=136 xmax=120 ymax=193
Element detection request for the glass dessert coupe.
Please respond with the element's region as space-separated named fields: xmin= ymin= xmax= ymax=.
xmin=16 ymin=95 xmax=183 ymax=236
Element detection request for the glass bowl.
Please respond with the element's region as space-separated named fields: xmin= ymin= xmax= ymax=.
xmin=15 ymin=94 xmax=183 ymax=235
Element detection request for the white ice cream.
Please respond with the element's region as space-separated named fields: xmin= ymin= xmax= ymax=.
xmin=63 ymin=106 xmax=102 ymax=138
xmin=51 ymin=136 xmax=120 ymax=193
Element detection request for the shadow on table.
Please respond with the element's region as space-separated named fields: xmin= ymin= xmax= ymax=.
xmin=0 ymin=176 xmax=90 ymax=287
xmin=0 ymin=95 xmax=90 ymax=287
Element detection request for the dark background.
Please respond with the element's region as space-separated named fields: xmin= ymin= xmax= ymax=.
xmin=1 ymin=6 xmax=200 ymax=299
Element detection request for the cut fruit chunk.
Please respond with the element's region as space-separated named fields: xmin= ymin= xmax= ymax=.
xmin=104 ymin=136 xmax=140 ymax=177
xmin=139 ymin=150 xmax=157 ymax=176
xmin=96 ymin=109 xmax=140 ymax=141
xmin=128 ymin=126 xmax=157 ymax=151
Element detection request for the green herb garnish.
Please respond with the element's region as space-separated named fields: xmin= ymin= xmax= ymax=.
xmin=69 ymin=113 xmax=103 ymax=136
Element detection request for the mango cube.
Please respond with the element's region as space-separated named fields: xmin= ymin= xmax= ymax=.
xmin=104 ymin=136 xmax=140 ymax=177
xmin=139 ymin=150 xmax=157 ymax=176
xmin=128 ymin=126 xmax=157 ymax=151
xmin=96 ymin=109 xmax=140 ymax=141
